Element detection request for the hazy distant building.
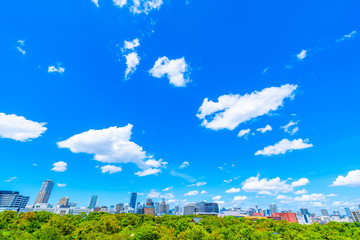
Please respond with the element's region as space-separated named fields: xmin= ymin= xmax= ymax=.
xmin=351 ymin=211 xmax=360 ymax=223
xmin=143 ymin=198 xmax=155 ymax=216
xmin=59 ymin=197 xmax=69 ymax=208
xmin=0 ymin=191 xmax=29 ymax=210
xmin=116 ymin=203 xmax=124 ymax=213
xmin=157 ymin=198 xmax=169 ymax=214
xmin=204 ymin=203 xmax=219 ymax=213
xmin=88 ymin=195 xmax=98 ymax=209
xmin=34 ymin=180 xmax=54 ymax=204
xmin=321 ymin=209 xmax=329 ymax=216
xmin=300 ymin=208 xmax=310 ymax=216
xmin=184 ymin=204 xmax=195 ymax=215
xmin=269 ymin=204 xmax=278 ymax=213
xmin=130 ymin=193 xmax=137 ymax=210
xmin=344 ymin=208 xmax=352 ymax=217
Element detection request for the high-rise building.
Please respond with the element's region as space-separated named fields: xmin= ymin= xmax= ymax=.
xmin=344 ymin=208 xmax=352 ymax=217
xmin=0 ymin=191 xmax=29 ymax=209
xmin=351 ymin=211 xmax=360 ymax=223
xmin=34 ymin=180 xmax=54 ymax=204
xmin=143 ymin=198 xmax=155 ymax=216
xmin=183 ymin=204 xmax=195 ymax=215
xmin=204 ymin=203 xmax=219 ymax=213
xmin=88 ymin=195 xmax=98 ymax=209
xmin=116 ymin=203 xmax=124 ymax=213
xmin=269 ymin=204 xmax=278 ymax=213
xmin=129 ymin=192 xmax=137 ymax=209
xmin=300 ymin=208 xmax=310 ymax=216
xmin=59 ymin=197 xmax=69 ymax=208
xmin=157 ymin=198 xmax=170 ymax=214
xmin=321 ymin=209 xmax=329 ymax=216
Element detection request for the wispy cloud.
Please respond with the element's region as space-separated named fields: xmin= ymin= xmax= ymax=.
xmin=255 ymin=139 xmax=313 ymax=156
xmin=5 ymin=177 xmax=17 ymax=182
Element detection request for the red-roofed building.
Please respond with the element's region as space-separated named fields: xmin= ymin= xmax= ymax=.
xmin=270 ymin=212 xmax=298 ymax=223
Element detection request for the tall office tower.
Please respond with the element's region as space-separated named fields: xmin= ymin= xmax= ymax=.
xmin=204 ymin=203 xmax=219 ymax=213
xmin=300 ymin=208 xmax=310 ymax=215
xmin=116 ymin=203 xmax=124 ymax=213
xmin=34 ymin=180 xmax=54 ymax=204
xmin=183 ymin=204 xmax=195 ymax=215
xmin=344 ymin=208 xmax=352 ymax=217
xmin=59 ymin=197 xmax=69 ymax=208
xmin=129 ymin=192 xmax=137 ymax=209
xmin=321 ymin=209 xmax=329 ymax=216
xmin=157 ymin=198 xmax=170 ymax=214
xmin=269 ymin=204 xmax=278 ymax=213
xmin=352 ymin=211 xmax=360 ymax=223
xmin=88 ymin=195 xmax=98 ymax=209
xmin=0 ymin=191 xmax=30 ymax=209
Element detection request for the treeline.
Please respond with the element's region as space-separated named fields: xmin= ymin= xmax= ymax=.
xmin=0 ymin=211 xmax=360 ymax=239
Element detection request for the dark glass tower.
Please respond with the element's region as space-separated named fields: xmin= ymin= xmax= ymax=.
xmin=129 ymin=192 xmax=137 ymax=209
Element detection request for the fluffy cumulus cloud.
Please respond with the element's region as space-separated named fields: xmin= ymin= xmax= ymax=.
xmin=281 ymin=120 xmax=299 ymax=135
xmin=297 ymin=50 xmax=307 ymax=60
xmin=225 ymin=188 xmax=241 ymax=193
xmin=242 ymin=174 xmax=309 ymax=194
xmin=184 ymin=190 xmax=198 ymax=196
xmin=294 ymin=189 xmax=308 ymax=195
xmin=149 ymin=57 xmax=189 ymax=87
xmin=113 ymin=0 xmax=163 ymax=14
xmin=51 ymin=161 xmax=67 ymax=172
xmin=57 ymin=183 xmax=67 ymax=187
xmin=124 ymin=38 xmax=140 ymax=50
xmin=200 ymin=190 xmax=207 ymax=194
xmin=257 ymin=125 xmax=272 ymax=133
xmin=0 ymin=113 xmax=47 ymax=141
xmin=197 ymin=84 xmax=297 ymax=130
xmin=234 ymin=196 xmax=248 ymax=202
xmin=238 ymin=129 xmax=250 ymax=138
xmin=179 ymin=161 xmax=189 ymax=169
xmin=101 ymin=165 xmax=122 ymax=174
xmin=48 ymin=65 xmax=65 ymax=73
xmin=91 ymin=0 xmax=99 ymax=7
xmin=57 ymin=124 xmax=166 ymax=176
xmin=293 ymin=194 xmax=326 ymax=202
xmin=255 ymin=138 xmax=313 ymax=156
xmin=147 ymin=190 xmax=161 ymax=198
xmin=122 ymin=39 xmax=140 ymax=80
xmin=330 ymin=170 xmax=360 ymax=187
xmin=212 ymin=195 xmax=221 ymax=200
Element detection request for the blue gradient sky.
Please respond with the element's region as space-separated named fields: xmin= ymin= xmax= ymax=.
xmin=0 ymin=0 xmax=359 ymax=214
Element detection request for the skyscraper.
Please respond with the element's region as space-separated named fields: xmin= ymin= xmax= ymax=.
xmin=300 ymin=208 xmax=310 ymax=215
xmin=129 ymin=192 xmax=137 ymax=209
xmin=352 ymin=211 xmax=360 ymax=223
xmin=34 ymin=180 xmax=54 ymax=204
xmin=0 ymin=191 xmax=29 ymax=209
xmin=344 ymin=208 xmax=352 ymax=217
xmin=88 ymin=195 xmax=98 ymax=209
xmin=321 ymin=209 xmax=329 ymax=216
xmin=269 ymin=204 xmax=278 ymax=213
xmin=59 ymin=197 xmax=69 ymax=208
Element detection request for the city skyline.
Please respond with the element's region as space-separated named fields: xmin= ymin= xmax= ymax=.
xmin=1 ymin=0 xmax=360 ymax=214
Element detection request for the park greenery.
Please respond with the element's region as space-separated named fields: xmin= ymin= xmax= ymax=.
xmin=0 ymin=210 xmax=360 ymax=239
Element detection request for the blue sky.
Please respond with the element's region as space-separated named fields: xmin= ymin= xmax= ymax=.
xmin=0 ymin=0 xmax=360 ymax=214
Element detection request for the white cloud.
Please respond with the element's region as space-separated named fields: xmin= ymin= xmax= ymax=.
xmin=255 ymin=138 xmax=313 ymax=156
xmin=294 ymin=189 xmax=307 ymax=195
xmin=48 ymin=66 xmax=65 ymax=73
xmin=256 ymin=125 xmax=272 ymax=133
xmin=57 ymin=183 xmax=67 ymax=187
xmin=135 ymin=168 xmax=161 ymax=176
xmin=184 ymin=190 xmax=198 ymax=196
xmin=16 ymin=40 xmax=26 ymax=55
xmin=101 ymin=165 xmax=122 ymax=174
xmin=242 ymin=175 xmax=308 ymax=194
xmin=170 ymin=170 xmax=196 ymax=182
xmin=51 ymin=161 xmax=67 ymax=172
xmin=160 ymin=193 xmax=174 ymax=199
xmin=257 ymin=191 xmax=274 ymax=195
xmin=187 ymin=182 xmax=207 ymax=187
xmin=113 ymin=0 xmax=127 ymax=7
xmin=212 ymin=195 xmax=221 ymax=200
xmin=297 ymin=50 xmax=307 ymax=60
xmin=200 ymin=190 xmax=207 ymax=194
xmin=291 ymin=178 xmax=309 ymax=187
xmin=276 ymin=195 xmax=292 ymax=200
xmin=91 ymin=0 xmax=99 ymax=7
xmin=330 ymin=170 xmax=360 ymax=187
xmin=338 ymin=30 xmax=357 ymax=42
xmin=281 ymin=120 xmax=299 ymax=135
xmin=33 ymin=163 xmax=37 ymax=167
xmin=214 ymin=200 xmax=225 ymax=205
xmin=130 ymin=0 xmax=163 ymax=14
xmin=0 ymin=113 xmax=47 ymax=142
xmin=293 ymin=194 xmax=326 ymax=202
xmin=17 ymin=47 xmax=26 ymax=55
xmin=124 ymin=38 xmax=140 ymax=50
xmin=124 ymin=52 xmax=140 ymax=80
xmin=332 ymin=201 xmax=352 ymax=207
xmin=147 ymin=190 xmax=161 ymax=198
xmin=197 ymin=84 xmax=297 ymax=131
xmin=57 ymin=124 xmax=165 ymax=175
xmin=179 ymin=161 xmax=189 ymax=169
xmin=225 ymin=188 xmax=241 ymax=193
xmin=163 ymin=186 xmax=173 ymax=191
xmin=234 ymin=196 xmax=248 ymax=202
xmin=238 ymin=129 xmax=250 ymax=138
xmin=326 ymin=193 xmax=337 ymax=197
xmin=4 ymin=177 xmax=17 ymax=182
xmin=149 ymin=57 xmax=189 ymax=87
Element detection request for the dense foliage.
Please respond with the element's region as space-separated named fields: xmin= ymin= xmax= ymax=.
xmin=0 ymin=211 xmax=359 ymax=239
